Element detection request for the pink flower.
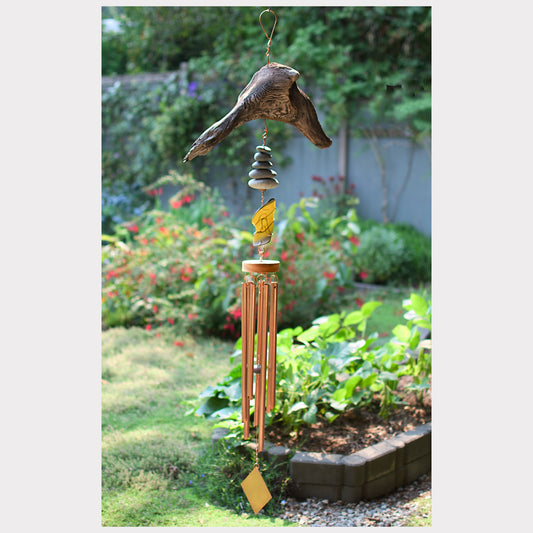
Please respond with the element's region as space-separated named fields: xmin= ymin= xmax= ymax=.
xmin=167 ymin=318 xmax=175 ymax=325
xmin=171 ymin=200 xmax=182 ymax=209
xmin=280 ymin=250 xmax=288 ymax=261
xmin=146 ymin=324 xmax=152 ymax=331
xmin=153 ymin=305 xmax=158 ymax=313
xmin=359 ymin=271 xmax=369 ymax=280
xmin=174 ymin=340 xmax=185 ymax=347
xmin=349 ymin=236 xmax=360 ymax=246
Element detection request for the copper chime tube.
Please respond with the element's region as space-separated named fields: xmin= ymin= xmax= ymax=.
xmin=267 ymin=276 xmax=278 ymax=413
xmin=241 ymin=260 xmax=279 ymax=453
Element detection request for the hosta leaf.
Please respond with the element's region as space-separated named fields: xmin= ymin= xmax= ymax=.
xmin=408 ymin=293 xmax=428 ymax=317
xmin=302 ymin=403 xmax=318 ymax=424
xmin=332 ymin=388 xmax=347 ymax=402
xmin=287 ymin=401 xmax=308 ymax=414
xmin=343 ymin=310 xmax=364 ymax=326
xmin=195 ymin=396 xmax=228 ymax=417
xmin=361 ymin=301 xmax=382 ymax=317
xmin=220 ymin=381 xmax=242 ymax=401
xmin=380 ymin=371 xmax=399 ymax=383
xmin=393 ymin=324 xmax=411 ymax=343
xmin=297 ymin=326 xmax=320 ymax=344
xmin=351 ymin=390 xmax=366 ymax=404
xmin=345 ymin=374 xmax=362 ymax=396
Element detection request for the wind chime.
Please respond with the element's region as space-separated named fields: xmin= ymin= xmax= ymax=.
xmin=184 ymin=8 xmax=332 ymax=514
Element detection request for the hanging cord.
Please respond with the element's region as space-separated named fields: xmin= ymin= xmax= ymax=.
xmin=257 ymin=8 xmax=277 ymax=265
xmin=259 ymin=8 xmax=277 ymax=65
xmin=259 ymin=9 xmax=275 ymax=145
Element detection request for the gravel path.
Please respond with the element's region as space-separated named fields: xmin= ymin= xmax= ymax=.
xmin=276 ymin=473 xmax=431 ymax=527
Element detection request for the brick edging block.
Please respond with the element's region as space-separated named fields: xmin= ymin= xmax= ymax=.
xmin=288 ymin=422 xmax=431 ymax=502
xmin=211 ymin=422 xmax=431 ymax=502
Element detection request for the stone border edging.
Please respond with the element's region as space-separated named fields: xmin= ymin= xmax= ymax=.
xmin=212 ymin=422 xmax=431 ymax=503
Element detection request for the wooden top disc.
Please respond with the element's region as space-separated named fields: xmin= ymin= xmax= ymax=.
xmin=242 ymin=260 xmax=280 ymax=273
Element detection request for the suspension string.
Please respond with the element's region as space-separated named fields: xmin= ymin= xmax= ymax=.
xmin=254 ymin=432 xmax=260 ymax=469
xmin=259 ymin=8 xmax=277 ymax=65
xmin=262 ymin=120 xmax=268 ymax=146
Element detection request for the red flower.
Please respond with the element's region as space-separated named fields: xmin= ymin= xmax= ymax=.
xmin=356 ymin=298 xmax=365 ymax=307
xmin=229 ymin=308 xmax=242 ymax=320
xmin=171 ymin=200 xmax=182 ymax=209
xmin=359 ymin=271 xmax=369 ymax=280
xmin=323 ymin=270 xmax=335 ymax=280
xmin=330 ymin=240 xmax=340 ymax=250
xmin=187 ymin=313 xmax=198 ymax=320
xmin=222 ymin=210 xmax=229 ymax=217
xmin=174 ymin=340 xmax=185 ymax=347
xmin=146 ymin=324 xmax=152 ymax=331
xmin=202 ymin=217 xmax=214 ymax=226
xmin=159 ymin=226 xmax=169 ymax=237
xmin=349 ymin=236 xmax=360 ymax=246
xmin=126 ymin=224 xmax=138 ymax=233
xmin=167 ymin=318 xmax=175 ymax=325
xmin=153 ymin=305 xmax=158 ymax=313
xmin=280 ymin=250 xmax=288 ymax=261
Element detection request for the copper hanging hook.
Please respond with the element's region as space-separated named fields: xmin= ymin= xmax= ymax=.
xmin=259 ymin=8 xmax=277 ymax=64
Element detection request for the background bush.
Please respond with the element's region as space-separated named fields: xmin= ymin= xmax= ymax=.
xmin=357 ymin=219 xmax=431 ymax=285
xmin=102 ymin=173 xmax=363 ymax=337
xmin=102 ymin=171 xmax=430 ymax=336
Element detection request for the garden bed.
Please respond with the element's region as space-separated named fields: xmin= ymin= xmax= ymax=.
xmin=213 ymin=378 xmax=431 ymax=503
xmin=265 ymin=375 xmax=431 ymax=455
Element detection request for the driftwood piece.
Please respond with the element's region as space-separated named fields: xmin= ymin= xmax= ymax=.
xmin=183 ymin=62 xmax=332 ymax=162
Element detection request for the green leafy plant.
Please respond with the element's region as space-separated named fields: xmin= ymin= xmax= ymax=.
xmin=191 ymin=292 xmax=431 ymax=439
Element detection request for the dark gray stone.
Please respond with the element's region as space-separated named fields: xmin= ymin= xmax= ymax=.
xmin=341 ymin=453 xmax=367 ymax=487
xmin=357 ymin=441 xmax=397 ymax=482
xmin=405 ymin=454 xmax=431 ymax=484
xmin=267 ymin=445 xmax=291 ymax=465
xmin=363 ymin=471 xmax=397 ymax=499
xmin=290 ymin=451 xmax=344 ymax=485
xmin=341 ymin=484 xmax=364 ymax=503
xmin=292 ymin=483 xmax=342 ymax=502
xmin=395 ymin=423 xmax=431 ymax=463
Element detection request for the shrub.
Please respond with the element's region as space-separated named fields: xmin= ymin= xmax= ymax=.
xmin=357 ymin=220 xmax=431 ymax=285
xmin=102 ymin=172 xmax=246 ymax=337
xmin=355 ymin=226 xmax=406 ymax=284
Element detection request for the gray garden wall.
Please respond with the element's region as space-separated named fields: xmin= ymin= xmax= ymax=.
xmin=209 ymin=130 xmax=431 ymax=236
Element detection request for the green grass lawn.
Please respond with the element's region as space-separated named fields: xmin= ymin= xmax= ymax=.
xmin=101 ymin=327 xmax=293 ymax=526
xmin=101 ymin=284 xmax=430 ymax=526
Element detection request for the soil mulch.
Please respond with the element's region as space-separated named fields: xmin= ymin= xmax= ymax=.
xmin=265 ymin=376 xmax=431 ymax=455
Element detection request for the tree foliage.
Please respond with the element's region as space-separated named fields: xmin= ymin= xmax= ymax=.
xmin=102 ymin=6 xmax=430 ymax=229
